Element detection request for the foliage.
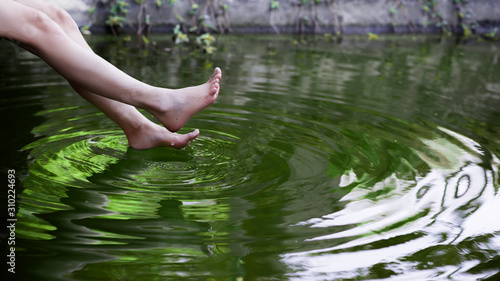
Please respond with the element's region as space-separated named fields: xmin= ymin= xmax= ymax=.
xmin=81 ymin=0 xmax=498 ymax=47
xmin=196 ymin=33 xmax=217 ymax=54
xmin=101 ymin=0 xmax=129 ymax=36
xmin=80 ymin=24 xmax=91 ymax=35
xmin=189 ymin=3 xmax=199 ymax=16
xmin=109 ymin=0 xmax=129 ymax=18
xmin=420 ymin=0 xmax=452 ymax=36
xmin=172 ymin=23 xmax=217 ymax=54
xmin=367 ymin=32 xmax=379 ymax=41
xmin=173 ymin=24 xmax=189 ymax=44
xmin=270 ymin=0 xmax=279 ymax=10
xmin=106 ymin=15 xmax=127 ymax=28
xmin=81 ymin=0 xmax=220 ymax=52
xmin=483 ymin=27 xmax=498 ymax=41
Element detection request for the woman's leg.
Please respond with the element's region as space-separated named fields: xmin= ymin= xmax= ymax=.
xmin=10 ymin=0 xmax=204 ymax=149
xmin=1 ymin=0 xmax=221 ymax=149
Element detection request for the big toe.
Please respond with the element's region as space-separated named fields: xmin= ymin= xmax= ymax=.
xmin=211 ymin=67 xmax=222 ymax=82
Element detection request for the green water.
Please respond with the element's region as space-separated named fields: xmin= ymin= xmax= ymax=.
xmin=1 ymin=35 xmax=500 ymax=280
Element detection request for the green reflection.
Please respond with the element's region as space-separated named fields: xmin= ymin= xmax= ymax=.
xmin=2 ymin=35 xmax=499 ymax=281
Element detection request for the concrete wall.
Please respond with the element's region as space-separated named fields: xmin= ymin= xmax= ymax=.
xmin=52 ymin=0 xmax=500 ymax=34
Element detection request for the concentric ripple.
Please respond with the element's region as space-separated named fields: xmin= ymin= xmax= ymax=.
xmin=3 ymin=36 xmax=499 ymax=281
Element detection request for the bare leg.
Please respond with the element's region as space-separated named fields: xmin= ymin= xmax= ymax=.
xmin=11 ymin=0 xmax=198 ymax=150
xmin=1 ymin=0 xmax=221 ymax=149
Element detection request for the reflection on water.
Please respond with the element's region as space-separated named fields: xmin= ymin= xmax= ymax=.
xmin=1 ymin=35 xmax=500 ymax=280
xmin=286 ymin=127 xmax=500 ymax=280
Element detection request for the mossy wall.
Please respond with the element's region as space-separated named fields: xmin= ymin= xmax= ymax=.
xmin=56 ymin=0 xmax=499 ymax=35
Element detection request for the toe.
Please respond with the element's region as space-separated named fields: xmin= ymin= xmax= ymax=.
xmin=175 ymin=129 xmax=199 ymax=148
xmin=214 ymin=67 xmax=222 ymax=79
xmin=189 ymin=129 xmax=200 ymax=138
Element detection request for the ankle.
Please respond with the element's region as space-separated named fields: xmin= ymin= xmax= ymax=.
xmin=124 ymin=121 xmax=153 ymax=150
xmin=119 ymin=112 xmax=150 ymax=137
xmin=140 ymin=86 xmax=173 ymax=114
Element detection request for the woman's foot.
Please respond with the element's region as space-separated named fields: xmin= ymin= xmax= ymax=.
xmin=126 ymin=121 xmax=200 ymax=150
xmin=147 ymin=67 xmax=222 ymax=132
xmin=123 ymin=67 xmax=221 ymax=150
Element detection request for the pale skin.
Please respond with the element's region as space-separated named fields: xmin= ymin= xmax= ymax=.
xmin=0 ymin=0 xmax=222 ymax=150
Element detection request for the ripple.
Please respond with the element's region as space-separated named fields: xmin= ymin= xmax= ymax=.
xmin=282 ymin=128 xmax=499 ymax=280
xmin=6 ymin=36 xmax=500 ymax=280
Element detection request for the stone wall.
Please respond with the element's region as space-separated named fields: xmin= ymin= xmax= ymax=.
xmin=51 ymin=0 xmax=500 ymax=34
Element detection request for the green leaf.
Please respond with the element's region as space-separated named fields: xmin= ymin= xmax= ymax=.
xmin=203 ymin=46 xmax=216 ymax=54
xmin=190 ymin=3 xmax=199 ymax=15
xmin=80 ymin=25 xmax=91 ymax=35
xmin=175 ymin=32 xmax=189 ymax=44
xmin=367 ymin=32 xmax=379 ymax=41
xmin=200 ymin=33 xmax=216 ymax=45
xmin=271 ymin=0 xmax=279 ymax=10
xmin=173 ymin=24 xmax=181 ymax=35
xmin=462 ymin=24 xmax=472 ymax=38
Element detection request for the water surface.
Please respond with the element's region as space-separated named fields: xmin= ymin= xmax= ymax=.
xmin=1 ymin=35 xmax=500 ymax=280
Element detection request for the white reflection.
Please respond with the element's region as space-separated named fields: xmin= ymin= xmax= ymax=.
xmin=283 ymin=130 xmax=500 ymax=280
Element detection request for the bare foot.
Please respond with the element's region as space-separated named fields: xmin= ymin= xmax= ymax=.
xmin=148 ymin=67 xmax=222 ymax=132
xmin=126 ymin=121 xmax=200 ymax=150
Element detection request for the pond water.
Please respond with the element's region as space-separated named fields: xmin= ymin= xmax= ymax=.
xmin=1 ymin=35 xmax=500 ymax=280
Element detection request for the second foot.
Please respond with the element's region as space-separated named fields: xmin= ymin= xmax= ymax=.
xmin=126 ymin=122 xmax=200 ymax=150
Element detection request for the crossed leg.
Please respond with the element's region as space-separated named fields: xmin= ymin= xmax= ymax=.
xmin=1 ymin=0 xmax=222 ymax=150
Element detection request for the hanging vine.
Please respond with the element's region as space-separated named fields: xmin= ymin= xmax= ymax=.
xmin=420 ymin=0 xmax=452 ymax=36
xmin=388 ymin=0 xmax=416 ymax=33
xmin=270 ymin=0 xmax=280 ymax=35
xmin=291 ymin=0 xmax=345 ymax=40
xmin=326 ymin=0 xmax=343 ymax=37
xmin=452 ymin=0 xmax=479 ymax=39
xmin=107 ymin=0 xmax=130 ymax=36
xmin=169 ymin=0 xmax=219 ymax=53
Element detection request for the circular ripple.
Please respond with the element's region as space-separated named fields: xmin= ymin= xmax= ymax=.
xmin=10 ymin=37 xmax=500 ymax=280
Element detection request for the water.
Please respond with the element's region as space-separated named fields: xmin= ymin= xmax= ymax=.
xmin=1 ymin=35 xmax=500 ymax=280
